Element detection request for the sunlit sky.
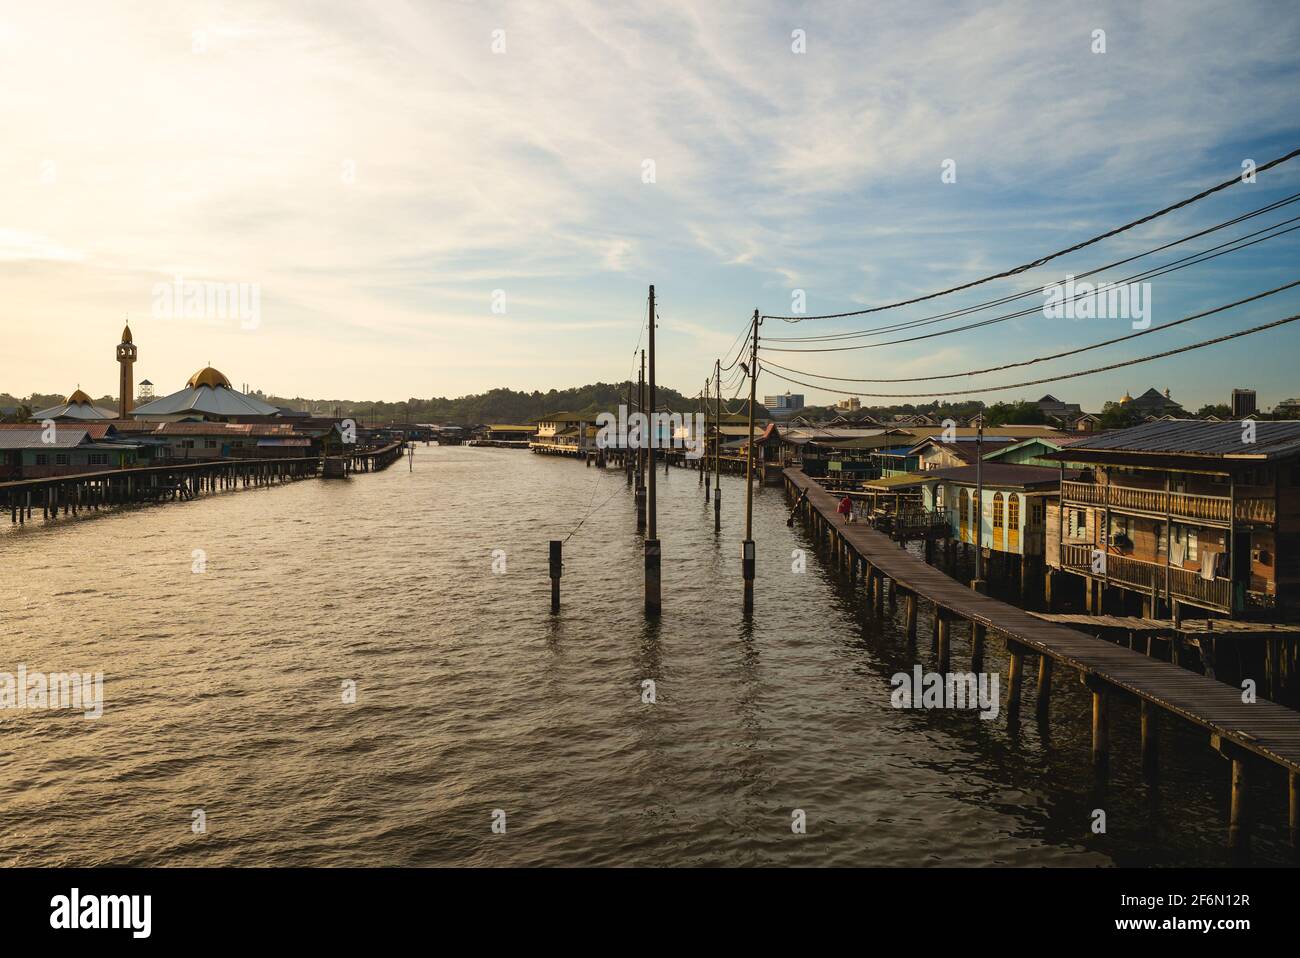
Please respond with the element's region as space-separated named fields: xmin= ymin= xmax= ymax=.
xmin=3 ymin=1 xmax=1299 ymax=410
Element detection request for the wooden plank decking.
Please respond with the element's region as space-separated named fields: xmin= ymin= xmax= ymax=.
xmin=787 ymin=468 xmax=1300 ymax=775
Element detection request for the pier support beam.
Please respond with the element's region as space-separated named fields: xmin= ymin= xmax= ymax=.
xmin=1006 ymin=640 xmax=1025 ymax=717
xmin=904 ymin=592 xmax=918 ymax=642
xmin=971 ymin=622 xmax=986 ymax=672
xmin=1212 ymin=735 xmax=1256 ymax=854
xmin=1081 ymin=674 xmax=1110 ymax=769
xmin=936 ymin=611 xmax=950 ymax=673
xmin=1035 ymin=654 xmax=1052 ymax=719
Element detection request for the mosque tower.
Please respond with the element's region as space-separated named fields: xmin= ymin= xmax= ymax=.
xmin=117 ymin=322 xmax=137 ymax=418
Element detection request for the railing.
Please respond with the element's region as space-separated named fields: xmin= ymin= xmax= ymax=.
xmin=1060 ymin=542 xmax=1231 ymax=612
xmin=1060 ymin=480 xmax=1275 ymax=526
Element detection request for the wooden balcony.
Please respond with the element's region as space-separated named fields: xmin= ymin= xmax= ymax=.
xmin=1060 ymin=480 xmax=1274 ymax=527
xmin=1060 ymin=542 xmax=1232 ymax=613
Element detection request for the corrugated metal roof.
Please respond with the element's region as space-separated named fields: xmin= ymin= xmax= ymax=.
xmin=917 ymin=463 xmax=1080 ymax=489
xmin=1063 ymin=419 xmax=1300 ymax=459
xmin=0 ymin=428 xmax=91 ymax=449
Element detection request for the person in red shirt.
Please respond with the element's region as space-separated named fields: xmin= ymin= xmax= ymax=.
xmin=837 ymin=495 xmax=853 ymax=523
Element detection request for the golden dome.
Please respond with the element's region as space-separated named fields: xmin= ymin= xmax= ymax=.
xmin=1120 ymin=391 xmax=1133 ymax=404
xmin=121 ymin=323 xmax=133 ymax=344
xmin=187 ymin=366 xmax=232 ymax=389
xmin=66 ymin=388 xmax=92 ymax=405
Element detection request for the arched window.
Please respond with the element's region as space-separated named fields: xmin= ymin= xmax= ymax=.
xmin=959 ymin=488 xmax=970 ymax=543
xmin=993 ymin=492 xmax=1005 ymax=550
xmin=1008 ymin=494 xmax=1020 ymax=552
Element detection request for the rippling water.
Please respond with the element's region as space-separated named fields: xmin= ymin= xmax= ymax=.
xmin=1 ymin=446 xmax=1294 ymax=866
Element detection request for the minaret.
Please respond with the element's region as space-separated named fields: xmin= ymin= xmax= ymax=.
xmin=117 ymin=322 xmax=137 ymax=418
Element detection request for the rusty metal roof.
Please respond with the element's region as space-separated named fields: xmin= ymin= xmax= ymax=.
xmin=1058 ymin=419 xmax=1300 ymax=460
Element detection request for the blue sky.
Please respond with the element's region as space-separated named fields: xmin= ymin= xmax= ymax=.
xmin=2 ymin=0 xmax=1299 ymax=411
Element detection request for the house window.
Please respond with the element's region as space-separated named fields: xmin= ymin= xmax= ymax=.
xmin=205 ymin=439 xmax=218 ymax=449
xmin=1172 ymin=524 xmax=1199 ymax=562
xmin=35 ymin=453 xmax=48 ymax=465
xmin=88 ymin=453 xmax=108 ymax=465
xmin=55 ymin=454 xmax=69 ymax=465
xmin=1154 ymin=522 xmax=1166 ymax=556
xmin=1067 ymin=508 xmax=1087 ymax=540
xmin=181 ymin=439 xmax=195 ymax=449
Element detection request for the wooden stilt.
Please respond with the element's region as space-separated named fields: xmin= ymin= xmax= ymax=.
xmin=1035 ymin=653 xmax=1052 ymax=719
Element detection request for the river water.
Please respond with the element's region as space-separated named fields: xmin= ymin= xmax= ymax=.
xmin=1 ymin=446 xmax=1294 ymax=866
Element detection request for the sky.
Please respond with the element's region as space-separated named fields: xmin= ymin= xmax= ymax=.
xmin=2 ymin=0 xmax=1299 ymax=411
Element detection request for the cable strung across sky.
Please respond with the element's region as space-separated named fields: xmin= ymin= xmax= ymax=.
xmin=759 ymin=309 xmax=1300 ymax=399
xmin=759 ymin=279 xmax=1300 ymax=385
xmin=760 ymin=146 xmax=1300 ymax=322
xmin=759 ymin=218 xmax=1300 ymax=353
xmin=763 ymin=192 xmax=1300 ymax=343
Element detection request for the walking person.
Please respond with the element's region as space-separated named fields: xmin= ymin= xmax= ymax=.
xmin=838 ymin=494 xmax=854 ymax=524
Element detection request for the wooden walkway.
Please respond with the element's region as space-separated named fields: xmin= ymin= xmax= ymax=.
xmin=1029 ymin=611 xmax=1300 ymax=637
xmin=786 ymin=467 xmax=1300 ymax=849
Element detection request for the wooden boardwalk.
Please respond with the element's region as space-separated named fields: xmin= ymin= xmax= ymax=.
xmin=786 ymin=468 xmax=1300 ymax=850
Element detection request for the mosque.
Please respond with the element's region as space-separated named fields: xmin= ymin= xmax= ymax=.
xmin=34 ymin=324 xmax=281 ymax=423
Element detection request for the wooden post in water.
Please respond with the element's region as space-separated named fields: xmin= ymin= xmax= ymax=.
xmin=936 ymin=611 xmax=950 ymax=673
xmin=549 ymin=540 xmax=562 ymax=613
xmin=1035 ymin=653 xmax=1052 ymax=719
xmin=1006 ymin=641 xmax=1025 ymax=717
xmin=1082 ymin=674 xmax=1109 ymax=768
xmin=971 ymin=622 xmax=986 ymax=671
xmin=904 ymin=591 xmax=918 ymax=641
xmin=1212 ymin=735 xmax=1255 ymax=854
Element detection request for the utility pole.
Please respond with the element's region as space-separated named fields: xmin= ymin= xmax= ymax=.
xmin=972 ymin=412 xmax=987 ymax=594
xmin=700 ymin=386 xmax=706 ymax=488
xmin=743 ymin=309 xmax=759 ymax=615
xmin=714 ymin=358 xmax=721 ymax=532
xmin=645 ymin=285 xmax=661 ymax=616
xmin=636 ymin=350 xmax=646 ymax=530
xmin=625 ymin=374 xmax=634 ymax=484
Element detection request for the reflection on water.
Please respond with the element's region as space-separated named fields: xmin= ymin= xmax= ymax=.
xmin=0 ymin=447 xmax=1293 ymax=865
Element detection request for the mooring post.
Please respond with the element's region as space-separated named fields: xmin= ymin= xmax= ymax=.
xmin=644 ymin=538 xmax=661 ymax=616
xmin=904 ymin=591 xmax=918 ymax=642
xmin=741 ymin=538 xmax=755 ymax=616
xmin=549 ymin=539 xmax=562 ymax=613
xmin=936 ymin=611 xmax=950 ymax=673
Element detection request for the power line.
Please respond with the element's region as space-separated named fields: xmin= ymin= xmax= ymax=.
xmin=759 ymin=219 xmax=1300 ymax=353
xmin=760 ymin=279 xmax=1300 ymax=384
xmin=764 ymin=192 xmax=1300 ymax=342
xmin=759 ymin=311 xmax=1300 ymax=399
xmin=761 ymin=146 xmax=1300 ymax=322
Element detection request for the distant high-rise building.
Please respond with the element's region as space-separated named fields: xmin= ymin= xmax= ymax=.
xmin=836 ymin=397 xmax=861 ymax=411
xmin=1231 ymin=388 xmax=1257 ymax=418
xmin=763 ymin=392 xmax=804 ymax=412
